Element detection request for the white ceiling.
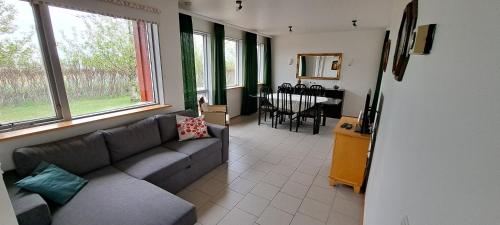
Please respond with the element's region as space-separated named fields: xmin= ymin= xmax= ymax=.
xmin=179 ymin=0 xmax=393 ymax=36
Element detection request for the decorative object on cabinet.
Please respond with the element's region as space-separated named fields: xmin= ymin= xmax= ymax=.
xmin=296 ymin=53 xmax=343 ymax=80
xmin=393 ymin=0 xmax=418 ymax=81
xmin=329 ymin=116 xmax=371 ymax=193
xmin=411 ymin=24 xmax=436 ymax=55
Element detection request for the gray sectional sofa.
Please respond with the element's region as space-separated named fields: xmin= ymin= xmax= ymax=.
xmin=5 ymin=111 xmax=229 ymax=225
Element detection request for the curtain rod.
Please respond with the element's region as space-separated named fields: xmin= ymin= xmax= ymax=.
xmin=178 ymin=9 xmax=272 ymax=38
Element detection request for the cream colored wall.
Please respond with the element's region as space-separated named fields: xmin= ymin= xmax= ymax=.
xmin=365 ymin=0 xmax=500 ymax=224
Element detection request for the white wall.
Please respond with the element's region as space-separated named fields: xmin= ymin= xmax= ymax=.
xmin=365 ymin=0 xmax=500 ymax=225
xmin=272 ymin=29 xmax=385 ymax=116
xmin=0 ymin=0 xmax=184 ymax=171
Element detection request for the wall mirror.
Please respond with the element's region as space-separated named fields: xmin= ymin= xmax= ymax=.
xmin=296 ymin=53 xmax=342 ymax=80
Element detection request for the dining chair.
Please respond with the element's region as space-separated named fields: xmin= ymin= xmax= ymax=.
xmin=275 ymin=85 xmax=295 ymax=131
xmin=258 ymin=86 xmax=277 ymax=126
xmin=280 ymin=83 xmax=293 ymax=89
xmin=294 ymin=84 xmax=307 ymax=94
xmin=309 ymin=85 xmax=326 ymax=126
xmin=296 ymin=86 xmax=322 ymax=134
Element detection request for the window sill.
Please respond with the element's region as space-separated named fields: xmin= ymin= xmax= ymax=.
xmin=0 ymin=104 xmax=171 ymax=142
xmin=226 ymin=86 xmax=243 ymax=90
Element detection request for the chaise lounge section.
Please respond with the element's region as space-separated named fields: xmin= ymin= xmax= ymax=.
xmin=7 ymin=111 xmax=229 ymax=225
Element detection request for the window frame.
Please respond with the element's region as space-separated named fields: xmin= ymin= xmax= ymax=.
xmin=0 ymin=2 xmax=163 ymax=133
xmin=193 ymin=31 xmax=210 ymax=102
xmin=224 ymin=37 xmax=241 ymax=88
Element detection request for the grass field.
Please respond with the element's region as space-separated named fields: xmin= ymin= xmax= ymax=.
xmin=0 ymin=96 xmax=139 ymax=123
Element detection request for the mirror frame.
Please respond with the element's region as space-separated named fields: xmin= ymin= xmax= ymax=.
xmin=296 ymin=53 xmax=343 ymax=80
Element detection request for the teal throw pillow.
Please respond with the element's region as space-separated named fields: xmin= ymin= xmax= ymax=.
xmin=16 ymin=162 xmax=88 ymax=205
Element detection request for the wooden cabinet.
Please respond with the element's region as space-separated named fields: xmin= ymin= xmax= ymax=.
xmin=329 ymin=116 xmax=371 ymax=193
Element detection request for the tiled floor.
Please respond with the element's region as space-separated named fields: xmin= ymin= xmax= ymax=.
xmin=177 ymin=115 xmax=364 ymax=225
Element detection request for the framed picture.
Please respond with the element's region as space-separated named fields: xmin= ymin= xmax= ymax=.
xmin=331 ymin=60 xmax=339 ymax=70
xmin=392 ymin=0 xmax=418 ymax=81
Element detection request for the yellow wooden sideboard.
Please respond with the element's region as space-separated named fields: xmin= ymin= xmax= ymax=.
xmin=329 ymin=116 xmax=371 ymax=193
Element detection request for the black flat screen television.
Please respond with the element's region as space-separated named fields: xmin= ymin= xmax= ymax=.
xmin=359 ymin=89 xmax=372 ymax=134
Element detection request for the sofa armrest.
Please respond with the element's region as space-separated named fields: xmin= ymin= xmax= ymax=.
xmin=207 ymin=123 xmax=229 ymax=162
xmin=12 ymin=193 xmax=51 ymax=225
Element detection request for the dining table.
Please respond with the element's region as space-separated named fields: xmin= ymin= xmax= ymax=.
xmin=270 ymin=93 xmax=329 ymax=112
xmin=268 ymin=93 xmax=330 ymax=134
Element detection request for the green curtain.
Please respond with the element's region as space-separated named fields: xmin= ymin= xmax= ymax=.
xmin=241 ymin=32 xmax=258 ymax=115
xmin=300 ymin=56 xmax=307 ymax=76
xmin=264 ymin=37 xmax=272 ymax=87
xmin=212 ymin=23 xmax=227 ymax=104
xmin=179 ymin=14 xmax=197 ymax=112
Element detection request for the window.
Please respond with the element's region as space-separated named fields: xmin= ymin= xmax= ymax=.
xmin=224 ymin=38 xmax=239 ymax=87
xmin=49 ymin=6 xmax=157 ymax=117
xmin=257 ymin=43 xmax=265 ymax=84
xmin=0 ymin=1 xmax=161 ymax=132
xmin=193 ymin=33 xmax=209 ymax=102
xmin=0 ymin=0 xmax=57 ymax=128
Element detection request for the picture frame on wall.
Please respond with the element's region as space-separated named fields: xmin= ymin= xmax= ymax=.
xmin=392 ymin=0 xmax=418 ymax=81
xmin=331 ymin=60 xmax=339 ymax=70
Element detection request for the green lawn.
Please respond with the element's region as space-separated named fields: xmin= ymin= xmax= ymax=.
xmin=0 ymin=96 xmax=139 ymax=123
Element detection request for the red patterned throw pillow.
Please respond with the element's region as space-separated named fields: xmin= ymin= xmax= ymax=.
xmin=176 ymin=115 xmax=210 ymax=141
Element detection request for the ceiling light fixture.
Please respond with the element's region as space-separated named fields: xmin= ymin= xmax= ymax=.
xmin=352 ymin=19 xmax=358 ymax=28
xmin=236 ymin=0 xmax=243 ymax=11
xmin=289 ymin=26 xmax=293 ymax=32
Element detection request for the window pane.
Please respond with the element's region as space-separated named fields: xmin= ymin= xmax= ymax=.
xmin=0 ymin=0 xmax=56 ymax=124
xmin=257 ymin=44 xmax=263 ymax=83
xmin=49 ymin=6 xmax=155 ymax=117
xmin=193 ymin=34 xmax=206 ymax=91
xmin=224 ymin=39 xmax=238 ymax=87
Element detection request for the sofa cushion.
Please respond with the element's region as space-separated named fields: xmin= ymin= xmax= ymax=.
xmin=156 ymin=114 xmax=178 ymax=142
xmin=113 ymin=146 xmax=191 ymax=182
xmin=176 ymin=115 xmax=210 ymax=141
xmin=16 ymin=162 xmax=88 ymax=205
xmin=51 ymin=166 xmax=196 ymax=225
xmin=14 ymin=132 xmax=110 ymax=177
xmin=101 ymin=117 xmax=162 ymax=162
xmin=163 ymin=138 xmax=222 ymax=161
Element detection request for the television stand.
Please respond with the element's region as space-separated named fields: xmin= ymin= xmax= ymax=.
xmin=329 ymin=116 xmax=371 ymax=193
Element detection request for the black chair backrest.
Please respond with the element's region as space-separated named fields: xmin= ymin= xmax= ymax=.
xmin=294 ymin=84 xmax=307 ymax=94
xmin=281 ymin=83 xmax=292 ymax=89
xmin=297 ymin=88 xmax=314 ymax=113
xmin=309 ymin=85 xmax=325 ymax=97
xmin=277 ymin=85 xmax=293 ymax=113
xmin=259 ymin=86 xmax=274 ymax=107
xmin=297 ymin=85 xmax=323 ymax=114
